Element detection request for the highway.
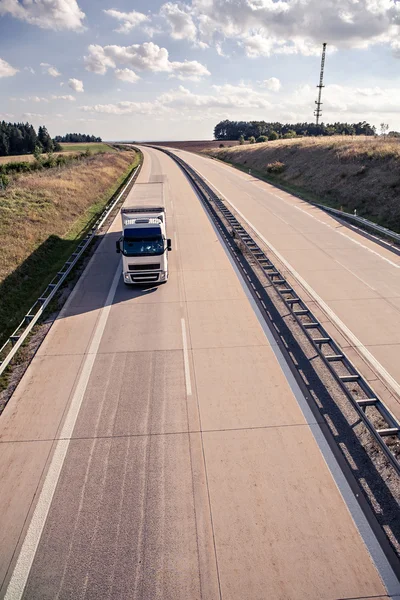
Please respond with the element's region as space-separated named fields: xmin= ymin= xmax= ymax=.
xmin=0 ymin=145 xmax=399 ymax=599
xmin=170 ymin=149 xmax=400 ymax=420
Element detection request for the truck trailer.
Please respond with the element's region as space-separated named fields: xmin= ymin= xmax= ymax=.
xmin=115 ymin=182 xmax=171 ymax=284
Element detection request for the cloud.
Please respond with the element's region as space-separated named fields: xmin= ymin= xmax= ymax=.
xmin=81 ymin=100 xmax=165 ymax=115
xmin=103 ymin=8 xmax=149 ymax=33
xmin=23 ymin=112 xmax=46 ymax=118
xmin=115 ymin=68 xmax=140 ymax=83
xmin=51 ymin=94 xmax=76 ymax=101
xmin=27 ymin=96 xmax=49 ymax=103
xmin=41 ymin=62 xmax=61 ymax=77
xmin=84 ymin=42 xmax=210 ymax=80
xmin=0 ymin=57 xmax=18 ymax=77
xmin=262 ymin=77 xmax=281 ymax=92
xmin=0 ymin=0 xmax=85 ymax=31
xmin=157 ymin=0 xmax=400 ymax=58
xmin=24 ymin=66 xmax=35 ymax=74
xmin=68 ymin=77 xmax=84 ymax=92
xmin=82 ymin=83 xmax=271 ymax=116
xmin=160 ymin=2 xmax=197 ymax=41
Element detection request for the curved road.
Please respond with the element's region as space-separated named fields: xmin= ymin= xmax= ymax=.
xmin=0 ymin=147 xmax=398 ymax=599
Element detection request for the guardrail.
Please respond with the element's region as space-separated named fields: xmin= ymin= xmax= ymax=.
xmin=154 ymin=145 xmax=400 ymax=477
xmin=0 ymin=161 xmax=141 ymax=379
xmin=314 ymin=204 xmax=400 ymax=245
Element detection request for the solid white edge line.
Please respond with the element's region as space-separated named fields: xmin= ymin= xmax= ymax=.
xmin=4 ymin=263 xmax=122 ymax=600
xmin=182 ymin=158 xmax=400 ymax=598
xmin=195 ymin=170 xmax=400 ymax=402
xmin=181 ymin=318 xmax=192 ymax=396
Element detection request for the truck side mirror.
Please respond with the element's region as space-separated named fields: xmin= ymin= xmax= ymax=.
xmin=116 ymin=239 xmax=121 ymax=254
xmin=167 ymin=239 xmax=172 ymax=251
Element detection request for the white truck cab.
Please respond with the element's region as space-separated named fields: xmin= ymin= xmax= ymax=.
xmin=116 ymin=205 xmax=171 ymax=284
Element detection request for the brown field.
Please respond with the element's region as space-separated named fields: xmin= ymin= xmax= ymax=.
xmin=0 ymin=152 xmax=74 ymax=164
xmin=149 ymin=139 xmax=240 ymax=152
xmin=0 ymin=149 xmax=138 ymax=345
xmin=0 ymin=143 xmax=114 ymax=165
xmin=205 ymin=136 xmax=400 ymax=232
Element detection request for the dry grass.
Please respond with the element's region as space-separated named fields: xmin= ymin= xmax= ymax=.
xmin=0 ymin=143 xmax=114 ymax=164
xmin=0 ymin=150 xmax=138 ymax=344
xmin=0 ymin=152 xmax=76 ymax=165
xmin=206 ymin=136 xmax=400 ymax=232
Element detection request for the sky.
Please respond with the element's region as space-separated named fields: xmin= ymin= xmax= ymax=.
xmin=0 ymin=0 xmax=400 ymax=141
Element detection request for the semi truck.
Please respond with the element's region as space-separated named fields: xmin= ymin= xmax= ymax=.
xmin=115 ymin=182 xmax=171 ymax=284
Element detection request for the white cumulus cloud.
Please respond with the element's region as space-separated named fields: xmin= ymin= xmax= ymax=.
xmin=160 ymin=2 xmax=197 ymax=41
xmin=262 ymin=77 xmax=281 ymax=92
xmin=0 ymin=57 xmax=18 ymax=77
xmin=157 ymin=0 xmax=400 ymax=58
xmin=0 ymin=0 xmax=85 ymax=31
xmin=103 ymin=8 xmax=149 ymax=33
xmin=115 ymin=68 xmax=140 ymax=83
xmin=84 ymin=42 xmax=210 ymax=80
xmin=51 ymin=94 xmax=76 ymax=101
xmin=68 ymin=77 xmax=84 ymax=92
xmin=41 ymin=63 xmax=61 ymax=77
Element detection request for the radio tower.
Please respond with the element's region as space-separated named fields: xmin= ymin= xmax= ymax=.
xmin=314 ymin=42 xmax=327 ymax=125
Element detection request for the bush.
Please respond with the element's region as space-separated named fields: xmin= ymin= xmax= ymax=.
xmin=239 ymin=135 xmax=245 ymax=145
xmin=266 ymin=161 xmax=285 ymax=174
xmin=248 ymin=136 xmax=256 ymax=144
xmin=283 ymin=130 xmax=297 ymax=139
xmin=268 ymin=131 xmax=279 ymax=141
xmin=219 ymin=143 xmax=225 ymax=148
xmin=0 ymin=173 xmax=9 ymax=189
xmin=256 ymin=136 xmax=268 ymax=143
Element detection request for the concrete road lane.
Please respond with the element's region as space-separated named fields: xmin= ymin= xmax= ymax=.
xmin=0 ymin=147 xmax=396 ymax=600
xmin=170 ymin=149 xmax=400 ymax=417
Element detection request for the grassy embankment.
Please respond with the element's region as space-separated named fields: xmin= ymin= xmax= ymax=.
xmin=0 ymin=148 xmax=139 ymax=346
xmin=205 ymin=136 xmax=400 ymax=233
xmin=0 ymin=142 xmax=114 ymax=165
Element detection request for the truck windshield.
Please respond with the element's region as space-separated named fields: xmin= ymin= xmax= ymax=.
xmin=123 ymin=236 xmax=164 ymax=256
xmin=123 ymin=226 xmax=164 ymax=256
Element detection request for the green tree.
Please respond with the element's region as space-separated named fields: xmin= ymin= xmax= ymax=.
xmin=38 ymin=125 xmax=54 ymax=152
xmin=256 ymin=135 xmax=268 ymax=143
xmin=239 ymin=135 xmax=245 ymax=145
xmin=248 ymin=136 xmax=256 ymax=144
xmin=283 ymin=130 xmax=297 ymax=139
xmin=268 ymin=131 xmax=279 ymax=141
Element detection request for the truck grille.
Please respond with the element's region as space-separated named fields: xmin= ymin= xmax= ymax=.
xmin=128 ymin=263 xmax=160 ymax=271
xmin=131 ymin=274 xmax=159 ymax=283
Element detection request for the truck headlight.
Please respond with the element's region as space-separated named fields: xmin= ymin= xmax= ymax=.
xmin=124 ymin=273 xmax=131 ymax=282
xmin=160 ymin=272 xmax=166 ymax=281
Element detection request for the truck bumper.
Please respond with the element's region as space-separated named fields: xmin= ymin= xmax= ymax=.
xmin=123 ymin=271 xmax=168 ymax=284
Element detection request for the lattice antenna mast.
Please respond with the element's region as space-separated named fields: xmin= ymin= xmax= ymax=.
xmin=314 ymin=43 xmax=327 ymax=126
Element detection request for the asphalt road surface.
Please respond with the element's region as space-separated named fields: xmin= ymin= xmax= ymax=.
xmin=0 ymin=147 xmax=398 ymax=600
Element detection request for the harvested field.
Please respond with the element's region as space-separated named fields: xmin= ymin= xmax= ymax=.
xmin=205 ymin=136 xmax=400 ymax=232
xmin=60 ymin=142 xmax=115 ymax=153
xmin=0 ymin=149 xmax=138 ymax=346
xmin=0 ymin=143 xmax=114 ymax=164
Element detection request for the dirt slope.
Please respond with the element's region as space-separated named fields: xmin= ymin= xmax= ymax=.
xmin=205 ymin=136 xmax=400 ymax=232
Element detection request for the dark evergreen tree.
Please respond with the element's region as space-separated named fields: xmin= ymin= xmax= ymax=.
xmin=38 ymin=125 xmax=54 ymax=152
xmin=54 ymin=133 xmax=102 ymax=143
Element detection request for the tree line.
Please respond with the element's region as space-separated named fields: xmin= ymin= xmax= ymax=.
xmin=54 ymin=133 xmax=102 ymax=143
xmin=0 ymin=121 xmax=103 ymax=157
xmin=214 ymin=120 xmax=377 ymax=141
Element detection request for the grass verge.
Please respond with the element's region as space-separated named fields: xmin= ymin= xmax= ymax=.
xmin=0 ymin=149 xmax=140 ymax=348
xmin=205 ymin=136 xmax=400 ymax=233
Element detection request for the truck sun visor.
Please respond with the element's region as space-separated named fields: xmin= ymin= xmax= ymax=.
xmin=124 ymin=227 xmax=162 ymax=239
